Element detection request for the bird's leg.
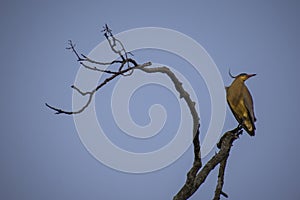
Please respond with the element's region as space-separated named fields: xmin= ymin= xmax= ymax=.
xmin=235 ymin=120 xmax=244 ymax=137
xmin=237 ymin=123 xmax=243 ymax=130
xmin=232 ymin=123 xmax=242 ymax=133
xmin=237 ymin=117 xmax=247 ymax=131
xmin=236 ymin=129 xmax=243 ymax=137
xmin=230 ymin=125 xmax=243 ymax=140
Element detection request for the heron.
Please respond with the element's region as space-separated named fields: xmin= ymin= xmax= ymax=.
xmin=226 ymin=70 xmax=257 ymax=136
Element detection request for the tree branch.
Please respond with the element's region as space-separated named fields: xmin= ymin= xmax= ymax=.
xmin=213 ymin=158 xmax=229 ymax=200
xmin=140 ymin=66 xmax=202 ymax=199
xmin=66 ymin=40 xmax=85 ymax=61
xmin=173 ymin=127 xmax=243 ymax=200
xmin=46 ymin=61 xmax=151 ymax=115
xmin=80 ymin=61 xmax=119 ymax=74
xmin=139 ymin=66 xmax=200 ymax=147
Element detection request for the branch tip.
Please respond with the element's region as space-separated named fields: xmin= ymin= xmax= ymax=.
xmin=45 ymin=103 xmax=62 ymax=115
xmin=221 ymin=191 xmax=229 ymax=198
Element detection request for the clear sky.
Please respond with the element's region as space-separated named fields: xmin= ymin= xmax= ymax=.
xmin=1 ymin=0 xmax=299 ymax=199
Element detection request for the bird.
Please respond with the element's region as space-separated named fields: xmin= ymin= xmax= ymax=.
xmin=226 ymin=70 xmax=257 ymax=136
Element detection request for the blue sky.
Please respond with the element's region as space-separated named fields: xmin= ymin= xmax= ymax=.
xmin=1 ymin=0 xmax=299 ymax=199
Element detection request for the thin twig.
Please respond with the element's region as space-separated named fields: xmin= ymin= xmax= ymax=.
xmin=80 ymin=62 xmax=119 ymax=74
xmin=66 ymin=40 xmax=85 ymax=61
xmin=46 ymin=62 xmax=152 ymax=115
xmin=71 ymin=85 xmax=91 ymax=96
xmin=82 ymin=55 xmax=123 ymax=66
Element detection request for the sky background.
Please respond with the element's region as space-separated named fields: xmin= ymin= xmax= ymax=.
xmin=1 ymin=0 xmax=300 ymax=199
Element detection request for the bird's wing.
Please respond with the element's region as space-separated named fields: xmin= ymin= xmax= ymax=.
xmin=226 ymin=85 xmax=243 ymax=124
xmin=243 ymin=86 xmax=256 ymax=125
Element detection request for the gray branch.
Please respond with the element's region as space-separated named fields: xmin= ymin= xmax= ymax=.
xmin=213 ymin=158 xmax=229 ymax=200
xmin=173 ymin=127 xmax=242 ymax=200
xmin=46 ymin=61 xmax=151 ymax=115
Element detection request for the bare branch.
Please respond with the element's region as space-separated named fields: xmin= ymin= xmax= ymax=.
xmin=102 ymin=24 xmax=126 ymax=57
xmin=45 ymin=92 xmax=93 ymax=115
xmin=82 ymin=55 xmax=123 ymax=66
xmin=139 ymin=66 xmax=203 ymax=200
xmin=45 ymin=103 xmax=74 ymax=115
xmin=66 ymin=40 xmax=85 ymax=61
xmin=46 ymin=61 xmax=152 ymax=115
xmin=71 ymin=85 xmax=91 ymax=96
xmin=212 ymin=127 xmax=243 ymax=200
xmin=138 ymin=66 xmax=201 ymax=153
xmin=101 ymin=24 xmax=132 ymax=70
xmin=140 ymin=66 xmax=200 ymax=141
xmin=47 ymin=24 xmax=151 ymax=115
xmin=80 ymin=62 xmax=119 ymax=74
xmin=173 ymin=128 xmax=242 ymax=200
xmin=93 ymin=62 xmax=150 ymax=92
xmin=213 ymin=158 xmax=229 ymax=200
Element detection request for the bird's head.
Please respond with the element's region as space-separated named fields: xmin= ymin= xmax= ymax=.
xmin=229 ymin=70 xmax=256 ymax=82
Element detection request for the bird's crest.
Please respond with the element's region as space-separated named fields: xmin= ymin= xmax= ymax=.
xmin=228 ymin=69 xmax=236 ymax=79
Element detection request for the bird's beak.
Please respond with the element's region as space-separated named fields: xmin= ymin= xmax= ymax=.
xmin=247 ymin=74 xmax=256 ymax=78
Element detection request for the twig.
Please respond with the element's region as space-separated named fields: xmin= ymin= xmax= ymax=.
xmin=102 ymin=24 xmax=131 ymax=70
xmin=46 ymin=61 xmax=151 ymax=115
xmin=66 ymin=40 xmax=85 ymax=61
xmin=80 ymin=62 xmax=119 ymax=74
xmin=82 ymin=55 xmax=123 ymax=66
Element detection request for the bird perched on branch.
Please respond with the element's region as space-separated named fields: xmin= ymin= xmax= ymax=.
xmin=226 ymin=71 xmax=257 ymax=136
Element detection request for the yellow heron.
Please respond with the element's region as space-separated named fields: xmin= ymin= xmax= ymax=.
xmin=226 ymin=71 xmax=257 ymax=136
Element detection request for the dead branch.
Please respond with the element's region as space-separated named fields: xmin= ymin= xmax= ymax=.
xmin=45 ymin=61 xmax=151 ymax=115
xmin=140 ymin=66 xmax=201 ymax=160
xmin=213 ymin=158 xmax=229 ymax=200
xmin=140 ymin=66 xmax=202 ymax=194
xmin=46 ymin=24 xmax=250 ymax=200
xmin=46 ymin=24 xmax=150 ymax=115
xmin=173 ymin=127 xmax=243 ymax=200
